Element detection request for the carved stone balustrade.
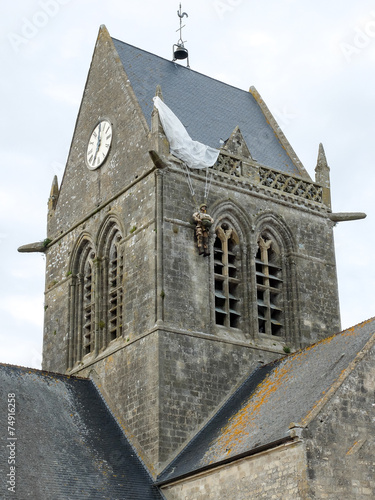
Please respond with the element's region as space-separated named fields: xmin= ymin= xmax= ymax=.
xmin=210 ymin=151 xmax=324 ymax=205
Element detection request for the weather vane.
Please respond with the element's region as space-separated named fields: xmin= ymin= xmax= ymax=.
xmin=173 ymin=3 xmax=190 ymax=67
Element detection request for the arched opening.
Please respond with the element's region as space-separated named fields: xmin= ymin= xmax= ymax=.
xmin=256 ymin=234 xmax=283 ymax=337
xmin=106 ymin=229 xmax=123 ymax=344
xmin=70 ymin=240 xmax=96 ymax=364
xmin=213 ymin=222 xmax=241 ymax=329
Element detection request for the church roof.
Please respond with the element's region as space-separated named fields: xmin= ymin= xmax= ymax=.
xmin=0 ymin=364 xmax=162 ymax=500
xmin=112 ymin=37 xmax=303 ymax=176
xmin=159 ymin=317 xmax=375 ymax=483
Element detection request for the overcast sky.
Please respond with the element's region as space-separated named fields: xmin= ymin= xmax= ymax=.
xmin=1 ymin=0 xmax=374 ymax=368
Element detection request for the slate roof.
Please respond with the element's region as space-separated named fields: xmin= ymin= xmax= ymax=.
xmin=159 ymin=317 xmax=375 ymax=483
xmin=112 ymin=37 xmax=302 ymax=176
xmin=0 ymin=364 xmax=162 ymax=500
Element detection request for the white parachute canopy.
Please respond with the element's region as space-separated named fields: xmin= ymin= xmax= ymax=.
xmin=153 ymin=96 xmax=219 ymax=169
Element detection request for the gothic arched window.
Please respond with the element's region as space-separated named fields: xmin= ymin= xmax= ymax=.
xmin=256 ymin=234 xmax=283 ymax=337
xmin=106 ymin=230 xmax=123 ymax=344
xmin=69 ymin=224 xmax=124 ymax=368
xmin=72 ymin=242 xmax=96 ymax=363
xmin=214 ymin=223 xmax=241 ymax=329
xmin=82 ymin=250 xmax=95 ymax=355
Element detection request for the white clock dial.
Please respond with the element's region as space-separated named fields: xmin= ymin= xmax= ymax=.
xmin=86 ymin=120 xmax=113 ymax=169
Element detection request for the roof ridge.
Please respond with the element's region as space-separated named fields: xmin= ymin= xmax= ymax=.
xmin=89 ymin=377 xmax=159 ymax=483
xmin=279 ymin=315 xmax=375 ymax=363
xmin=300 ymin=327 xmax=375 ymax=427
xmin=340 ymin=315 xmax=375 ymax=331
xmin=0 ymin=362 xmax=89 ymax=381
xmin=249 ymin=86 xmax=310 ymax=179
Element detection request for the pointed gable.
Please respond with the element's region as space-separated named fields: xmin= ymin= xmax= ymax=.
xmin=112 ymin=38 xmax=306 ymax=177
xmin=223 ymin=126 xmax=252 ymax=158
xmin=49 ymin=26 xmax=152 ymax=234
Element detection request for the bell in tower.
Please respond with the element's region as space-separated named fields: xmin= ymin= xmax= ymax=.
xmin=172 ymin=3 xmax=190 ymax=67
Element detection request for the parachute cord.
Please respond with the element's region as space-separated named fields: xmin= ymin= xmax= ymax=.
xmin=204 ymin=167 xmax=212 ymax=201
xmin=184 ymin=164 xmax=199 ymax=209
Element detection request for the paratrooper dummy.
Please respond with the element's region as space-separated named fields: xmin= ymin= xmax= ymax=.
xmin=193 ymin=203 xmax=214 ymax=256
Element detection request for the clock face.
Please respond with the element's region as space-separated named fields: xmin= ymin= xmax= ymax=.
xmin=86 ymin=120 xmax=113 ymax=169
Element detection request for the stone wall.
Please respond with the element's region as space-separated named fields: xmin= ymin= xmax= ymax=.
xmin=161 ymin=441 xmax=308 ymax=499
xmin=41 ymin=25 xmax=342 ymax=474
xmin=304 ymin=341 xmax=375 ymax=498
xmin=77 ymin=332 xmax=161 ymax=476
xmin=157 ymin=330 xmax=280 ymax=467
xmin=71 ymin=329 xmax=279 ymax=473
xmin=43 ymin=155 xmax=342 ymax=467
xmin=43 ymin=172 xmax=157 ymax=371
xmin=43 ymin=28 xmax=157 ymax=370
xmin=161 ymin=165 xmax=340 ymax=349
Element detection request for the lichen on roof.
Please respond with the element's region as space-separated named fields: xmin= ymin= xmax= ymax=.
xmin=159 ymin=317 xmax=375 ymax=482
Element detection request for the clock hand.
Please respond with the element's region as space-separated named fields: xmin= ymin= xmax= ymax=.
xmin=97 ymin=122 xmax=102 ymax=147
xmin=93 ymin=123 xmax=102 ymax=163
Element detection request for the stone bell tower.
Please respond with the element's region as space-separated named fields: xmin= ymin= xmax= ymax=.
xmin=22 ymin=26 xmax=342 ymax=474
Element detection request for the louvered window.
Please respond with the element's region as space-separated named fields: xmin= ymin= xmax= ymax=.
xmin=82 ymin=250 xmax=95 ymax=355
xmin=108 ymin=233 xmax=123 ymax=342
xmin=214 ymin=224 xmax=241 ymax=328
xmin=256 ymin=236 xmax=283 ymax=336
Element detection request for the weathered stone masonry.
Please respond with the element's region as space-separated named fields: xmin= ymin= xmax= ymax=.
xmin=161 ymin=441 xmax=309 ymax=500
xmin=41 ymin=27 xmax=342 ymax=473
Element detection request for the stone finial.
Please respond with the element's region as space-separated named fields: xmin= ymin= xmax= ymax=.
xmin=222 ymin=126 xmax=252 ymax=159
xmin=315 ymin=143 xmax=331 ymax=208
xmin=315 ymin=143 xmax=329 ymax=173
xmin=151 ymin=86 xmax=164 ymax=123
xmin=48 ymin=175 xmax=59 ymax=211
xmin=155 ymin=85 xmax=163 ymax=100
xmin=151 ymin=86 xmax=169 ymax=155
